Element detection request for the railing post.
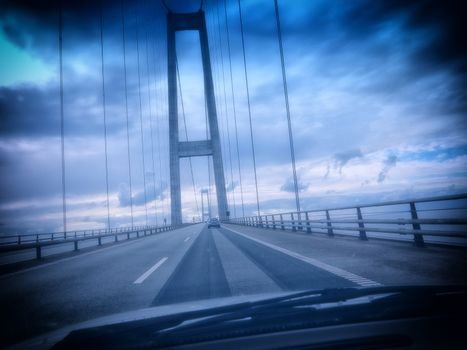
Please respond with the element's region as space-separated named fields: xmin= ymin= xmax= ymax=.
xmin=325 ymin=210 xmax=334 ymax=237
xmin=115 ymin=234 xmax=118 ymax=242
xmin=51 ymin=233 xmax=54 ymax=240
xmin=280 ymin=214 xmax=285 ymax=230
xmin=291 ymin=213 xmax=296 ymax=231
xmin=297 ymin=213 xmax=303 ymax=231
xmin=410 ymin=202 xmax=425 ymax=247
xmin=98 ymin=236 xmax=102 ymax=246
xmin=74 ymin=240 xmax=78 ymax=251
xmin=306 ymin=212 xmax=311 ymax=233
xmin=36 ymin=234 xmax=39 ymax=243
xmin=17 ymin=235 xmax=21 ymax=245
xmin=36 ymin=245 xmax=41 ymax=259
xmin=265 ymin=215 xmax=269 ymax=229
xmin=356 ymin=207 xmax=368 ymax=240
xmin=272 ymin=215 xmax=276 ymax=229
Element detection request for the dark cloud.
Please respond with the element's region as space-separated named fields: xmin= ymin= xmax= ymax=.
xmin=322 ymin=149 xmax=364 ymax=179
xmin=378 ymin=154 xmax=398 ymax=183
xmin=280 ymin=177 xmax=308 ymax=193
xmin=242 ymin=0 xmax=467 ymax=74
xmin=334 ymin=149 xmax=363 ymax=174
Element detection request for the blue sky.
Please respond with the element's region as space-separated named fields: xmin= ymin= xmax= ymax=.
xmin=0 ymin=0 xmax=466 ymax=233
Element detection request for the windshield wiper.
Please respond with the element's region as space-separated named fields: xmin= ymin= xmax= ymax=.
xmin=151 ymin=285 xmax=467 ymax=345
xmin=53 ymin=285 xmax=467 ymax=350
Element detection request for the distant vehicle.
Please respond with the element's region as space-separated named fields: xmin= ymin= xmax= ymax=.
xmin=207 ymin=218 xmax=220 ymax=228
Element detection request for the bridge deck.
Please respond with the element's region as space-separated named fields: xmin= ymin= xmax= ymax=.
xmin=1 ymin=223 xmax=466 ymax=347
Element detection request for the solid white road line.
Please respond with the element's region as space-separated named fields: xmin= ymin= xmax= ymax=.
xmin=184 ymin=236 xmax=191 ymax=242
xmin=224 ymin=226 xmax=382 ymax=287
xmin=134 ymin=257 xmax=168 ymax=284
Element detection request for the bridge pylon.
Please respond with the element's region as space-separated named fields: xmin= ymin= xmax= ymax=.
xmin=167 ymin=10 xmax=229 ymax=225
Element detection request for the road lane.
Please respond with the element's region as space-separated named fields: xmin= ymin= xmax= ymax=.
xmin=0 ymin=224 xmax=203 ymax=347
xmin=222 ymin=226 xmax=381 ymax=287
xmin=219 ymin=227 xmax=356 ymax=291
xmin=152 ymin=227 xmax=231 ymax=306
xmin=211 ymin=228 xmax=282 ymax=296
xmin=222 ymin=223 xmax=467 ymax=286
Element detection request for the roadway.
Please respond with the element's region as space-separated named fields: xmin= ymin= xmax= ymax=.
xmin=1 ymin=223 xmax=466 ymax=347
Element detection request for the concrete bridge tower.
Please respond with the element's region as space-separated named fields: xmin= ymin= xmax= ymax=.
xmin=167 ymin=10 xmax=229 ymax=225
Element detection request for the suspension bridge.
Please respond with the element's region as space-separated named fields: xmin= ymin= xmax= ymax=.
xmin=0 ymin=0 xmax=466 ymax=348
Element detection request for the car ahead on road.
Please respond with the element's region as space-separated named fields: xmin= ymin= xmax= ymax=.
xmin=18 ymin=285 xmax=467 ymax=349
xmin=207 ymin=218 xmax=220 ymax=228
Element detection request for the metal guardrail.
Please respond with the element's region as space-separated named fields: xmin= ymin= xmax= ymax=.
xmin=0 ymin=224 xmax=183 ymax=260
xmin=228 ymin=193 xmax=467 ymax=247
xmin=0 ymin=224 xmax=158 ymax=246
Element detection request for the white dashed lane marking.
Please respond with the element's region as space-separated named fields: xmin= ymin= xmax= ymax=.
xmin=134 ymin=257 xmax=168 ymax=284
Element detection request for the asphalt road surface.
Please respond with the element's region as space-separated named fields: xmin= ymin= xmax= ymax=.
xmin=1 ymin=223 xmax=466 ymax=347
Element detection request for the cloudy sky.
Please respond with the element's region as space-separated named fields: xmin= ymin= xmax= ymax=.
xmin=0 ymin=0 xmax=466 ymax=234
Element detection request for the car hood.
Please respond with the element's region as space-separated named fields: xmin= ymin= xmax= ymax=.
xmin=10 ymin=291 xmax=291 ymax=350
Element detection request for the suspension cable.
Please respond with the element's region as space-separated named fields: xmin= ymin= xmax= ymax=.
xmin=273 ymin=0 xmax=301 ymax=213
xmin=144 ymin=5 xmax=158 ymax=226
xmin=207 ymin=3 xmax=228 ymax=200
xmin=121 ymin=0 xmax=134 ymax=227
xmin=205 ymin=6 xmax=214 ymax=219
xmin=58 ymin=1 xmax=67 ymax=233
xmin=99 ymin=1 xmax=111 ymax=229
xmin=175 ymin=59 xmax=201 ymax=219
xmin=237 ymin=0 xmax=261 ymax=216
xmin=223 ymin=0 xmax=245 ymax=217
xmin=135 ymin=6 xmax=149 ymax=226
xmin=205 ymin=96 xmax=212 ymax=218
xmin=215 ymin=0 xmax=236 ymax=217
xmin=151 ymin=34 xmax=165 ymax=225
xmin=154 ymin=21 xmax=170 ymax=223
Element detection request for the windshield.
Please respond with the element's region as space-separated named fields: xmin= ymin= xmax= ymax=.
xmin=1 ymin=0 xmax=466 ymax=348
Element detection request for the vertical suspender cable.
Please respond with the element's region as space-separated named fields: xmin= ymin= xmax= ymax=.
xmin=58 ymin=1 xmax=67 ymax=233
xmin=135 ymin=7 xmax=149 ymax=226
xmin=157 ymin=21 xmax=171 ymax=224
xmin=121 ymin=0 xmax=134 ymax=227
xmin=215 ymin=0 xmax=236 ymax=218
xmin=273 ymin=0 xmax=301 ymax=213
xmin=223 ymin=0 xmax=245 ymax=217
xmin=237 ymin=0 xmax=261 ymax=216
xmin=207 ymin=3 xmax=228 ymax=204
xmin=99 ymin=2 xmax=111 ymax=229
xmin=175 ymin=60 xmax=201 ymax=219
xmin=152 ymin=36 xmax=165 ymax=225
xmin=205 ymin=96 xmax=212 ymax=218
xmin=144 ymin=25 xmax=159 ymax=226
xmin=153 ymin=20 xmax=170 ymax=223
